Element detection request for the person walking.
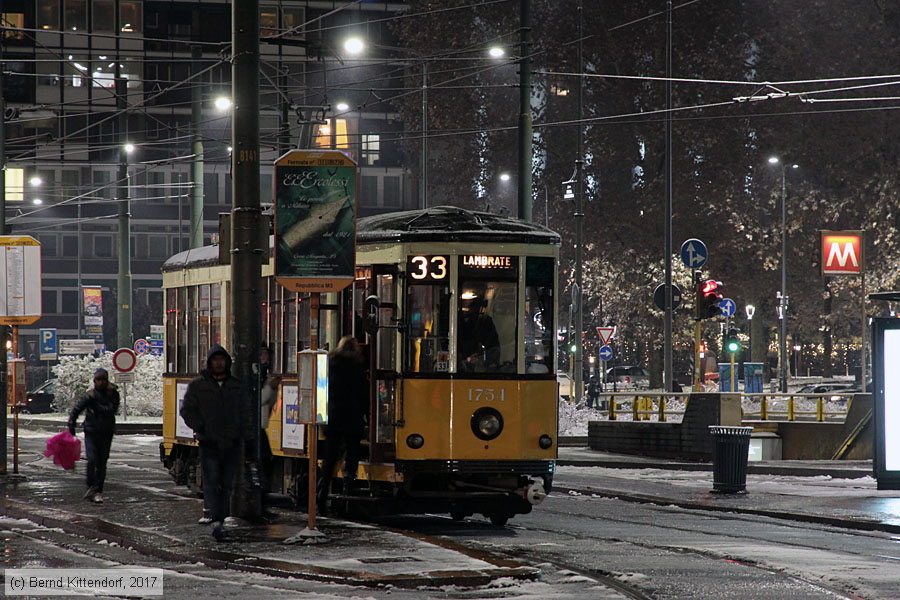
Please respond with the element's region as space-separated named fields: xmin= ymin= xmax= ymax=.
xmin=180 ymin=345 xmax=252 ymax=541
xmin=317 ymin=336 xmax=368 ymax=514
xmin=68 ymin=368 xmax=120 ymax=504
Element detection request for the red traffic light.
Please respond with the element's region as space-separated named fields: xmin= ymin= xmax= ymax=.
xmin=702 ymin=280 xmax=720 ymax=296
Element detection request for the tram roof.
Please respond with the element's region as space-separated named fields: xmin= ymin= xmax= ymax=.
xmin=163 ymin=206 xmax=559 ymax=272
xmin=357 ymin=206 xmax=560 ymax=244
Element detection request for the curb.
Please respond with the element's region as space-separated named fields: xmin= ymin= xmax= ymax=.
xmin=557 ymin=459 xmax=872 ymax=480
xmin=554 ymin=485 xmax=900 ymax=535
xmin=0 ymin=499 xmax=536 ymax=588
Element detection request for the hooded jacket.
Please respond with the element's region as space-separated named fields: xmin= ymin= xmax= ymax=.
xmin=68 ymin=385 xmax=120 ymax=436
xmin=180 ymin=345 xmax=252 ymax=447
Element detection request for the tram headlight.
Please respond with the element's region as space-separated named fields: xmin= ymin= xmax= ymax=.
xmin=539 ymin=434 xmax=553 ymax=449
xmin=471 ymin=407 xmax=504 ymax=441
xmin=406 ymin=433 xmax=425 ymax=449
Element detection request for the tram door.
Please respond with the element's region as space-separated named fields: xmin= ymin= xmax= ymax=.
xmin=369 ymin=265 xmax=399 ymax=463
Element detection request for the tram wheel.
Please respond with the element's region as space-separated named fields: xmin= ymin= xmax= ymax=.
xmin=489 ymin=512 xmax=509 ymax=527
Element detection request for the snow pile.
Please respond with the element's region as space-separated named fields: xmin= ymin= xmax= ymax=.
xmin=558 ymin=400 xmax=607 ymax=436
xmin=53 ymin=353 xmax=164 ymax=416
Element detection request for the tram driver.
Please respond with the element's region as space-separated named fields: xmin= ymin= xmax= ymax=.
xmin=458 ymin=290 xmax=501 ymax=372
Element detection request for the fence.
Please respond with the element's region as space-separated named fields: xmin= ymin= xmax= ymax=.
xmin=585 ymin=392 xmax=855 ymax=423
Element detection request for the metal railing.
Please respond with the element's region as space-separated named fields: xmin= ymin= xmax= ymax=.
xmin=579 ymin=392 xmax=856 ymax=423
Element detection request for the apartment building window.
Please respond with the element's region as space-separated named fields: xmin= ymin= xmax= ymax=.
xmin=65 ymin=0 xmax=87 ymax=31
xmin=384 ymin=176 xmax=401 ymax=208
xmin=283 ymin=7 xmax=304 ymax=35
xmin=361 ymin=134 xmax=380 ymax=166
xmin=92 ymin=0 xmax=113 ymax=32
xmin=361 ymin=176 xmax=378 ymax=208
xmin=260 ymin=7 xmax=278 ymax=37
xmin=149 ymin=235 xmax=168 ymax=258
xmin=1 ymin=12 xmax=26 ymax=42
xmin=119 ymin=1 xmax=140 ymax=32
xmin=93 ymin=171 xmax=111 ymax=199
xmin=204 ymin=173 xmax=219 ymax=205
xmin=38 ymin=0 xmax=60 ymax=30
xmin=94 ymin=235 xmax=113 ymax=258
xmin=42 ymin=291 xmax=59 ymax=314
xmin=38 ymin=234 xmax=59 ymax=257
xmin=62 ymin=236 xmax=78 ymax=257
xmin=61 ymin=290 xmax=78 ymax=314
xmin=61 ymin=170 xmax=79 ymax=195
xmin=314 ymin=119 xmax=349 ymax=149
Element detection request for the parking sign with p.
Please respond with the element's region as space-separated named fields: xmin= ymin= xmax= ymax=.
xmin=39 ymin=328 xmax=57 ymax=360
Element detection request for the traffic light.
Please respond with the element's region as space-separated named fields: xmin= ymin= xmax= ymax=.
xmin=695 ymin=277 xmax=724 ymax=320
xmin=724 ymin=328 xmax=740 ymax=355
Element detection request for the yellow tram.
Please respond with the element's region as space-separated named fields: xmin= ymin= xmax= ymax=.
xmin=159 ymin=206 xmax=560 ymax=525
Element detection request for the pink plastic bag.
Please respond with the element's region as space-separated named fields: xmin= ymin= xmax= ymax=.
xmin=44 ymin=431 xmax=82 ymax=471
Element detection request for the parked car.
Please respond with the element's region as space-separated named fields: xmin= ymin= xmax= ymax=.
xmin=796 ymin=382 xmax=855 ymax=394
xmin=24 ymin=378 xmax=58 ymax=414
xmin=605 ymin=366 xmax=650 ymax=389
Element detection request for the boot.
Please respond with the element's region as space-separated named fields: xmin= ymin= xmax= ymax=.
xmin=342 ymin=475 xmax=356 ymax=496
xmin=316 ymin=476 xmax=330 ymax=516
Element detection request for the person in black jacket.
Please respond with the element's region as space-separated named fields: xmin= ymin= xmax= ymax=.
xmin=68 ymin=368 xmax=120 ymax=504
xmin=317 ymin=336 xmax=368 ymax=513
xmin=180 ymin=345 xmax=252 ymax=541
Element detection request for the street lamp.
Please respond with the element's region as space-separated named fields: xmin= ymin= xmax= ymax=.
xmin=124 ymin=143 xmax=135 ymax=154
xmin=745 ymin=304 xmax=755 ymax=361
xmin=768 ymin=156 xmax=799 ymax=393
xmin=499 ymin=172 xmax=511 ymax=182
xmin=488 ymin=46 xmax=505 ymax=58
xmin=343 ymin=37 xmax=365 ymax=55
xmin=29 ymin=176 xmax=42 ymax=187
xmin=335 ymin=102 xmax=350 ymax=112
xmin=214 ymin=96 xmax=232 ymax=112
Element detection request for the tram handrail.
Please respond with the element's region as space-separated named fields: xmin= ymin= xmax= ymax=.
xmin=577 ymin=391 xmax=856 ymax=422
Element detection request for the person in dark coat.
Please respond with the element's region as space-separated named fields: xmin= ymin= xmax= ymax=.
xmin=180 ymin=345 xmax=252 ymax=541
xmin=68 ymin=368 xmax=120 ymax=504
xmin=458 ymin=296 xmax=501 ymax=372
xmin=318 ymin=336 xmax=368 ymax=513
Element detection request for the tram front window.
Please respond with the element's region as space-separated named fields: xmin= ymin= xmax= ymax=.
xmin=405 ymin=283 xmax=450 ymax=373
xmin=457 ymin=280 xmax=517 ymax=374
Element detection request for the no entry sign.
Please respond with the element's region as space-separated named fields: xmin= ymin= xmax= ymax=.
xmin=113 ymin=348 xmax=137 ymax=373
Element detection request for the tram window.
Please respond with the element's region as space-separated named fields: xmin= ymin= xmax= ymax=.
xmin=176 ymin=287 xmax=187 ymax=373
xmin=165 ymin=289 xmax=177 ymax=373
xmin=405 ymin=283 xmax=450 ymax=373
xmin=376 ymin=274 xmax=397 ymax=371
xmin=199 ymin=284 xmax=210 ymax=360
xmin=457 ymin=256 xmax=518 ymax=373
xmin=188 ymin=286 xmax=200 ymax=373
xmin=525 ymin=257 xmax=555 ymax=374
xmin=210 ymin=283 xmax=221 ymax=347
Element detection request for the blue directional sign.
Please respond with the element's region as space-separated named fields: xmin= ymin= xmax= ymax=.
xmin=149 ymin=339 xmax=164 ymax=357
xmin=39 ymin=328 xmax=58 ymax=360
xmin=719 ymin=298 xmax=736 ymax=317
xmin=680 ymin=238 xmax=708 ymax=269
xmin=598 ymin=345 xmax=614 ymax=362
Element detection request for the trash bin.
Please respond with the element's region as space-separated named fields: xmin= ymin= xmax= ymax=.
xmin=743 ymin=363 xmax=764 ymax=393
xmin=709 ymin=426 xmax=753 ymax=493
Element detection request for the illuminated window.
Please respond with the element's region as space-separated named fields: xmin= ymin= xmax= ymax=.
xmin=1 ymin=13 xmax=26 ymax=41
xmin=361 ymin=134 xmax=380 ymax=166
xmin=314 ymin=119 xmax=349 ymax=149
xmin=260 ymin=8 xmax=277 ymax=37
xmin=283 ymin=7 xmax=304 ymax=36
xmin=4 ymin=168 xmax=24 ymax=202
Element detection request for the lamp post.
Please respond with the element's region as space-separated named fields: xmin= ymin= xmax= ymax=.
xmin=745 ymin=304 xmax=755 ymax=361
xmin=768 ymin=157 xmax=798 ymax=393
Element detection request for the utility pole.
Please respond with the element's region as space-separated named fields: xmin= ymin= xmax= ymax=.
xmin=231 ymin=0 xmax=263 ymax=519
xmin=115 ymin=75 xmax=132 ymax=349
xmin=190 ymin=40 xmax=205 ymax=249
xmin=663 ymin=0 xmax=674 ymax=392
xmin=420 ymin=62 xmax=428 ymax=210
xmin=572 ymin=0 xmax=584 ymax=406
xmin=0 ymin=59 xmax=8 ymax=475
xmin=517 ymin=0 xmax=532 ymax=222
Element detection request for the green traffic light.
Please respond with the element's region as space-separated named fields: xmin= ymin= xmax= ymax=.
xmin=570 ymin=344 xmax=577 ymax=352
xmin=727 ymin=340 xmax=739 ymax=353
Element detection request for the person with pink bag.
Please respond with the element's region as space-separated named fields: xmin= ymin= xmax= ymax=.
xmin=67 ymin=368 xmax=120 ymax=503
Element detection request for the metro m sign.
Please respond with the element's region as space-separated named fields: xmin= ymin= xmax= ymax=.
xmin=821 ymin=231 xmax=864 ymax=276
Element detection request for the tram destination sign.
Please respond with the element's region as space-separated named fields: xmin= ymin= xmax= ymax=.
xmin=274 ymin=149 xmax=358 ymax=293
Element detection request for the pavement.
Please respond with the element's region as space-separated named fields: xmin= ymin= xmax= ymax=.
xmin=0 ymin=431 xmax=536 ymax=589
xmin=555 ymin=447 xmax=900 ymax=535
xmin=13 ymin=413 xmax=162 ymax=435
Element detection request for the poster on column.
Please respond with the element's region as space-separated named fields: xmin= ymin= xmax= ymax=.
xmin=281 ymin=384 xmax=305 ymax=451
xmin=273 ymin=149 xmax=358 ymax=293
xmin=82 ymin=285 xmax=104 ymax=340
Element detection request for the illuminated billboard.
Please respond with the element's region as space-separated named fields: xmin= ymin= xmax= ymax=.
xmin=873 ymin=318 xmax=900 ymax=490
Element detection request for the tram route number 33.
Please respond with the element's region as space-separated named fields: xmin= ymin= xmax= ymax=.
xmin=408 ymin=255 xmax=448 ymax=281
xmin=468 ymin=387 xmax=506 ymax=402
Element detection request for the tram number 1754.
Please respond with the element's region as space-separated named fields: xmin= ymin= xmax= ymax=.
xmin=468 ymin=387 xmax=505 ymax=402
